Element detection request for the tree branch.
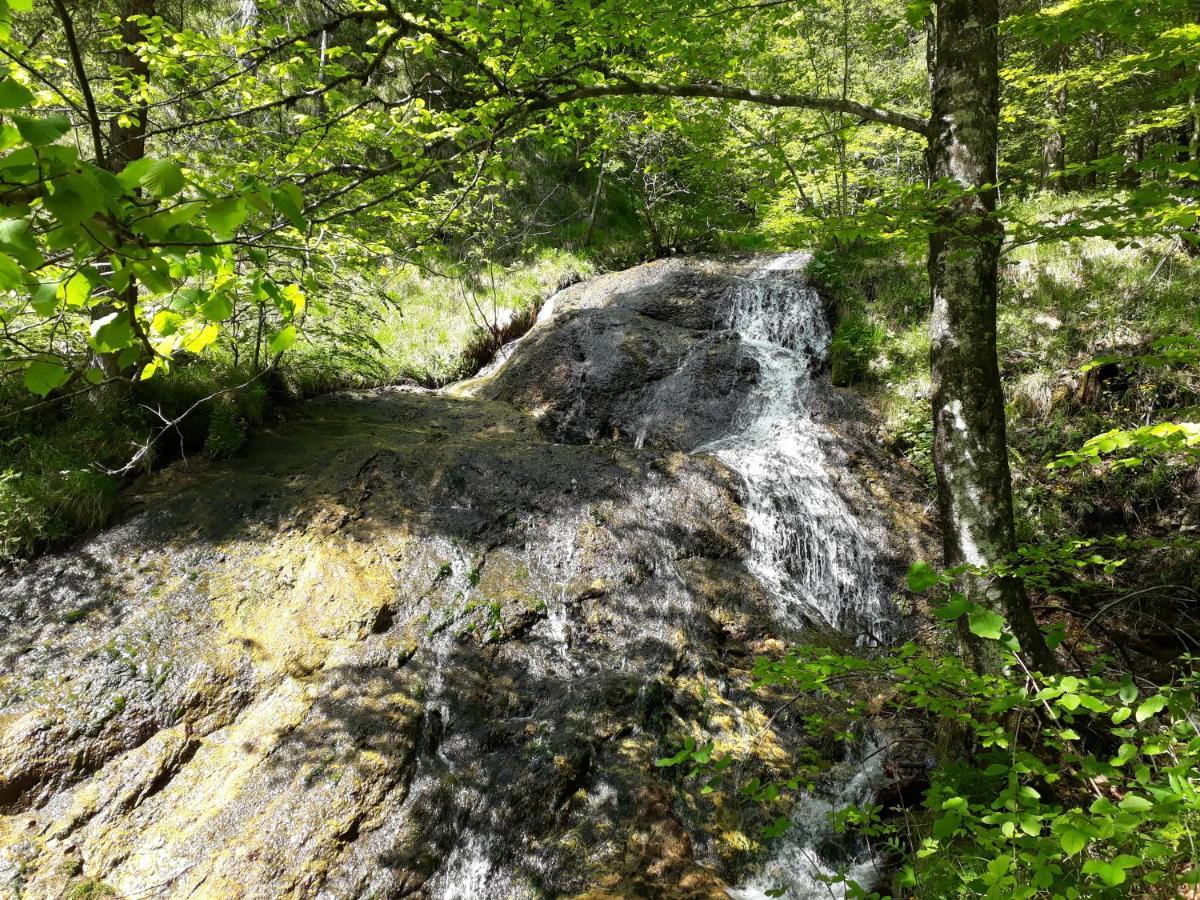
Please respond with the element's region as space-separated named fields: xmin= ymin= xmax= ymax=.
xmin=49 ymin=0 xmax=107 ymax=168
xmin=528 ymin=80 xmax=932 ymax=137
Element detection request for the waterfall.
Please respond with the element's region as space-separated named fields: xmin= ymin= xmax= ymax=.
xmin=698 ymin=253 xmax=892 ymax=639
xmin=698 ymin=253 xmax=892 ymax=899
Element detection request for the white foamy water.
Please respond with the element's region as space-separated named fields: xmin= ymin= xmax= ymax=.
xmin=698 ymin=254 xmax=892 ymax=638
xmin=698 ymin=254 xmax=892 ymax=898
xmin=727 ymin=742 xmax=885 ymax=900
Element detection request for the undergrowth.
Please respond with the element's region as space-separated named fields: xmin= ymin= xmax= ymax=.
xmin=0 ymin=249 xmax=592 ymax=562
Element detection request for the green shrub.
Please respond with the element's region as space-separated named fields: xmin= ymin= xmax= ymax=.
xmin=203 ymin=397 xmax=248 ymax=459
xmin=661 ymin=562 xmax=1200 ymax=898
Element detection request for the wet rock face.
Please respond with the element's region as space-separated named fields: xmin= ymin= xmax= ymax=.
xmin=0 ymin=258 xmax=926 ymax=899
xmin=476 ymin=260 xmax=762 ymax=450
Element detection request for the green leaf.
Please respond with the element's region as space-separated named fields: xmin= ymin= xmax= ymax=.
xmin=905 ymin=0 xmax=933 ymax=28
xmin=933 ymin=594 xmax=971 ymax=621
xmin=13 ymin=113 xmax=70 ymax=146
xmin=89 ymin=311 xmax=136 ymax=353
xmin=140 ymin=159 xmax=185 ymax=198
xmin=184 ymin=323 xmax=219 ymax=353
xmin=62 ymin=272 xmax=91 ymax=307
xmin=199 ymin=292 xmax=234 ymax=322
xmin=1135 ymin=694 xmax=1167 ymax=722
xmin=23 ymin=359 xmax=69 ymax=396
xmin=1118 ymin=794 xmax=1153 ymax=812
xmin=206 ymin=197 xmax=247 ymax=241
xmin=0 ymin=250 xmax=22 ymax=289
xmin=968 ymin=607 xmax=1005 ymax=641
xmin=271 ymin=184 xmax=306 ymax=230
xmin=1059 ymin=828 xmax=1087 ymax=855
xmin=118 ymin=157 xmax=154 ymax=190
xmin=44 ymin=173 xmax=106 ymax=227
xmin=29 ymin=281 xmax=56 ymax=315
xmin=1018 ymin=814 xmax=1041 ymax=836
xmin=0 ymin=76 xmax=33 ymax=109
xmin=1118 ymin=677 xmax=1137 ymax=703
xmin=906 ymin=561 xmax=939 ymax=592
xmin=268 ymin=325 xmax=297 ymax=354
xmin=1082 ymin=860 xmax=1127 ymax=887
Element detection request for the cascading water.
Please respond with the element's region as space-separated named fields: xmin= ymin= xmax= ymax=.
xmin=698 ymin=253 xmax=893 ymax=640
xmin=698 ymin=253 xmax=893 ymax=898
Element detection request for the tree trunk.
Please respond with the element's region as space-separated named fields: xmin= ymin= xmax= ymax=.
xmin=1040 ymin=50 xmax=1068 ymax=193
xmin=89 ymin=0 xmax=155 ymax=400
xmin=928 ymin=0 xmax=1057 ymax=673
xmin=582 ymin=148 xmax=607 ymax=248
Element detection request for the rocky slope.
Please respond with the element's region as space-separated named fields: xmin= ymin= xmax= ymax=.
xmin=0 ymin=257 xmax=931 ymax=899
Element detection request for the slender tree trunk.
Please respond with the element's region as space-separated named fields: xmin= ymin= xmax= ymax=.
xmin=1081 ymin=37 xmax=1104 ymax=190
xmin=1040 ymin=47 xmax=1068 ymax=193
xmin=928 ymin=0 xmax=1057 ymax=673
xmin=93 ymin=0 xmax=154 ymax=396
xmin=582 ymin=148 xmax=607 ymax=247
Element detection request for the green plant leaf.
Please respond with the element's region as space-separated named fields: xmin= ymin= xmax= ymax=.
xmin=907 ymin=561 xmax=939 ymax=592
xmin=199 ymin=292 xmax=234 ymax=322
xmin=1082 ymin=860 xmax=1127 ymax=887
xmin=271 ymin=184 xmax=306 ymax=230
xmin=13 ymin=113 xmax=70 ymax=146
xmin=62 ymin=272 xmax=91 ymax=307
xmin=1118 ymin=794 xmax=1153 ymax=812
xmin=1135 ymin=694 xmax=1167 ymax=722
xmin=0 ymin=76 xmax=34 ymax=109
xmin=206 ymin=197 xmax=247 ymax=240
xmin=968 ymin=607 xmax=1005 ymax=641
xmin=118 ymin=157 xmax=154 ymax=190
xmin=1059 ymin=827 xmax=1087 ymax=855
xmin=29 ymin=281 xmax=56 ymax=315
xmin=268 ymin=325 xmax=297 ymax=354
xmin=89 ymin=311 xmax=135 ymax=353
xmin=0 ymin=250 xmax=22 ymax=289
xmin=140 ymin=159 xmax=185 ymax=198
xmin=23 ymin=359 xmax=69 ymax=396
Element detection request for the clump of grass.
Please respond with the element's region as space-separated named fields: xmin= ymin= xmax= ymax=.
xmin=829 ymin=314 xmax=887 ymax=386
xmin=366 ymin=248 xmax=591 ymax=386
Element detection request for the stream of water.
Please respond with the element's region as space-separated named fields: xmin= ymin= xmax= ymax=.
xmin=701 ymin=253 xmax=891 ymax=899
xmin=699 ymin=254 xmax=892 ymax=638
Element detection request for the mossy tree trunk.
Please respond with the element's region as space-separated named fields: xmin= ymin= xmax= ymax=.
xmin=927 ymin=0 xmax=1057 ymax=674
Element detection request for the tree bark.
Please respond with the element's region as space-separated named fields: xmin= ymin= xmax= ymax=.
xmin=93 ymin=0 xmax=155 ymax=398
xmin=928 ymin=0 xmax=1057 ymax=673
xmin=1040 ymin=44 xmax=1068 ymax=193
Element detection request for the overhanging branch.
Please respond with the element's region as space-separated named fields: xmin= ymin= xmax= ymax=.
xmin=529 ymin=80 xmax=932 ymax=137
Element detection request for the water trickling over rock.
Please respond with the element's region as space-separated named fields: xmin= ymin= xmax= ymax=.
xmin=699 ymin=253 xmax=895 ymax=642
xmin=696 ymin=254 xmax=893 ymax=898
xmin=0 ymin=256 xmax=926 ymax=900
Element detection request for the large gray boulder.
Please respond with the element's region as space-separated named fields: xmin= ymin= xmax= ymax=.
xmin=0 ymin=257 xmax=931 ymax=899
